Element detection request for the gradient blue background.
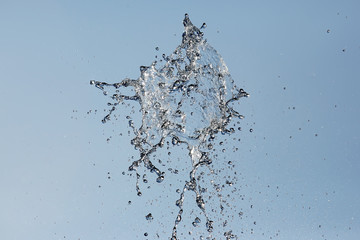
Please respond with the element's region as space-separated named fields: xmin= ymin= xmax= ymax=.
xmin=1 ymin=0 xmax=359 ymax=239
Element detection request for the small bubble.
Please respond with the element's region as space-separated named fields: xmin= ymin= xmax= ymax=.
xmin=249 ymin=128 xmax=253 ymax=132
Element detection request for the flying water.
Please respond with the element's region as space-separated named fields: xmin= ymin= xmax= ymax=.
xmin=91 ymin=14 xmax=249 ymax=239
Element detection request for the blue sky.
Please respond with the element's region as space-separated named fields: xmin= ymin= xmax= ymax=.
xmin=1 ymin=0 xmax=359 ymax=239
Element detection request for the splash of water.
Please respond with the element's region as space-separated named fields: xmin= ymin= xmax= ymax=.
xmin=91 ymin=14 xmax=248 ymax=239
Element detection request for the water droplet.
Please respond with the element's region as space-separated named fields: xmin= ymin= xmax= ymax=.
xmin=175 ymin=214 xmax=181 ymax=224
xmin=206 ymin=220 xmax=214 ymax=232
xmin=146 ymin=213 xmax=153 ymax=221
xmin=156 ymin=175 xmax=164 ymax=183
xmin=172 ymin=137 xmax=179 ymax=145
xmin=196 ymin=196 xmax=205 ymax=211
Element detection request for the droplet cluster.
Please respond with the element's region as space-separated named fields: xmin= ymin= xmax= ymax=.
xmin=91 ymin=14 xmax=248 ymax=239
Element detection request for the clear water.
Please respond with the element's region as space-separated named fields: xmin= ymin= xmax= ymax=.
xmin=91 ymin=14 xmax=248 ymax=239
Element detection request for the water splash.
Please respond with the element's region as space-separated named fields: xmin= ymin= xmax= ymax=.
xmin=91 ymin=14 xmax=248 ymax=239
